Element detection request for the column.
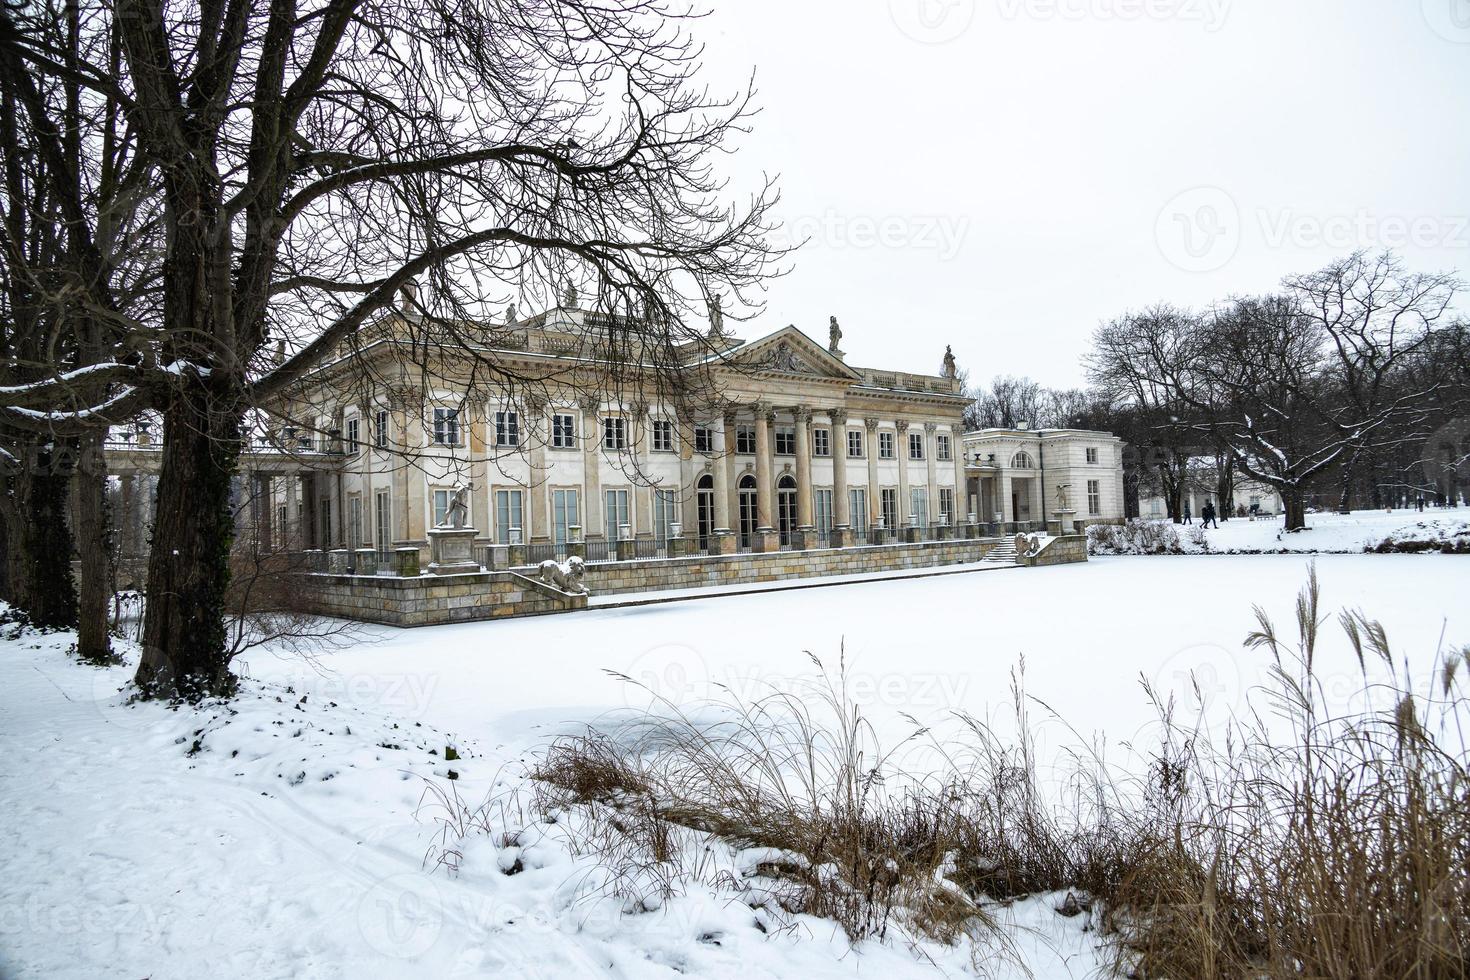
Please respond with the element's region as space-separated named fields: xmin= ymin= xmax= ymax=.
xmin=864 ymin=417 xmax=881 ymax=537
xmin=677 ymin=415 xmax=698 ymax=546
xmin=713 ymin=408 xmax=735 ymax=552
xmin=580 ymin=395 xmax=604 ymax=539
xmin=925 ymin=422 xmax=940 ymax=531
xmin=527 ymin=397 xmax=549 ymax=543
xmin=119 ymin=474 xmax=138 ymax=556
xmin=952 ymin=423 xmax=969 ymax=523
xmin=895 ymin=420 xmax=912 ymax=534
xmin=257 ymin=472 xmax=275 ymax=551
xmin=753 ymin=402 xmax=777 ymax=551
xmin=830 ymin=408 xmax=850 ymax=546
xmin=792 ymin=406 xmax=813 ymax=548
xmin=633 ymin=405 xmax=653 ymax=543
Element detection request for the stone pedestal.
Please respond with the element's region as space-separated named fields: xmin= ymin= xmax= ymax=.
xmin=669 ymin=536 xmax=689 ymax=558
xmin=790 ymin=526 xmax=815 ymax=551
xmin=829 ymin=526 xmax=851 ymax=549
xmin=353 ymin=548 xmax=377 ymax=574
xmin=394 ymin=546 xmax=421 ymax=577
xmin=615 ymin=537 xmax=636 ymax=561
xmin=963 ymin=523 xmax=980 ymax=540
xmin=508 ymin=543 xmax=527 ymax=567
xmin=1052 ymin=508 xmax=1077 ymax=534
xmin=327 ymin=548 xmax=350 ymax=573
xmin=427 ymin=526 xmax=480 ymax=575
xmin=753 ymin=528 xmax=780 ymax=553
xmin=566 ymin=540 xmax=585 ymax=561
xmin=712 ymin=529 xmax=737 ymax=554
xmin=902 ymin=526 xmax=922 ymax=544
xmin=935 ymin=525 xmax=953 ymax=541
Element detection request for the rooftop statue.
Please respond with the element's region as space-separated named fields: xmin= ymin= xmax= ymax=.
xmin=828 ymin=315 xmax=843 ymax=354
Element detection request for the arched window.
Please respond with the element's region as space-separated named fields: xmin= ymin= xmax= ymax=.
xmin=777 ymin=474 xmax=797 ymax=489
xmin=1011 ymin=451 xmax=1034 ymax=468
xmin=697 ymin=474 xmax=714 ymax=490
xmin=739 ymin=473 xmax=757 ymax=489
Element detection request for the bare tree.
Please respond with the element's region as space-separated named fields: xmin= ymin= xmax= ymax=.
xmin=0 ymin=0 xmax=784 ymax=698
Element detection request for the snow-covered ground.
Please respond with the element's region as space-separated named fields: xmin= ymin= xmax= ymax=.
xmin=1098 ymin=508 xmax=1470 ymax=554
xmin=4 ymin=555 xmax=1467 ymax=978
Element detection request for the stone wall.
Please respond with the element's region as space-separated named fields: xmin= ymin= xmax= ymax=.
xmin=1018 ymin=534 xmax=1088 ymax=567
xmin=300 ymin=569 xmax=586 ymax=626
xmin=517 ymin=537 xmax=1003 ymax=596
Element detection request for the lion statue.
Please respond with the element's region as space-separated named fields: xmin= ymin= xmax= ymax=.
xmin=537 ymin=555 xmax=589 ymax=595
xmin=1014 ymin=532 xmax=1044 ymax=558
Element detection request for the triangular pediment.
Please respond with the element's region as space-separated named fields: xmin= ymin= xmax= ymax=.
xmin=723 ymin=325 xmax=862 ymax=381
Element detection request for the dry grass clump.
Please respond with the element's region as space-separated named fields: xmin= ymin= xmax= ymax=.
xmin=462 ymin=569 xmax=1468 ymax=975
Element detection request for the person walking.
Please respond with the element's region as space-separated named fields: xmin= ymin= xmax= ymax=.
xmin=1202 ymin=501 xmax=1218 ymax=528
xmin=1417 ymin=495 xmax=1425 ymax=512
xmin=1182 ymin=502 xmax=1193 ymax=524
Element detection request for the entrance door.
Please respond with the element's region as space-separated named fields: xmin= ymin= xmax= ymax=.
xmin=737 ymin=474 xmax=757 ymax=548
xmin=776 ymin=475 xmax=797 ymax=545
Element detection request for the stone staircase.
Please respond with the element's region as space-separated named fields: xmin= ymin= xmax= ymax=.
xmin=983 ymin=537 xmax=1020 ymax=563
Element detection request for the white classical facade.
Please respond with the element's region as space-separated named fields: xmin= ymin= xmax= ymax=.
xmin=252 ymin=297 xmax=974 ymax=562
xmin=961 ymin=427 xmax=1127 ymax=531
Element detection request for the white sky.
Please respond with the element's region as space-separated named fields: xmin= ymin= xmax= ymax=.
xmin=696 ymin=0 xmax=1470 ymax=387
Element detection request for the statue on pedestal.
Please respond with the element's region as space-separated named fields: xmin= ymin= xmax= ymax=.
xmin=707 ymin=292 xmax=724 ymax=337
xmin=1055 ymin=483 xmax=1070 ymax=511
xmin=828 ymin=315 xmax=843 ymax=354
xmin=443 ymin=482 xmax=472 ymax=529
xmin=942 ymin=345 xmax=957 ymax=379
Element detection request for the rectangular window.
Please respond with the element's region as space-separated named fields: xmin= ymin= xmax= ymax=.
xmin=374 ymin=409 xmax=389 ymax=449
xmin=694 ymin=425 xmax=714 ymax=454
xmin=909 ymin=431 xmax=925 ymax=460
xmin=375 ymin=490 xmax=391 ymax=549
xmin=939 ymin=487 xmax=956 ymax=524
xmin=653 ymin=488 xmax=677 ymax=546
xmin=348 ymin=496 xmax=363 ymax=549
xmin=936 ymin=434 xmax=952 ymax=461
xmin=814 ymin=488 xmax=833 ymax=532
xmin=346 ymin=418 xmax=360 ymax=452
xmin=652 ymin=419 xmax=675 ymax=453
xmin=813 ymin=428 xmax=830 ymax=457
xmin=604 ymin=488 xmax=631 ymax=539
xmin=879 ymin=431 xmax=895 ymax=459
xmin=495 ymin=489 xmax=524 ymax=543
xmin=1086 ymin=447 xmax=1099 ymax=464
xmin=881 ymin=488 xmax=898 ymax=529
xmin=735 ymin=425 xmax=756 ymax=455
xmin=774 ymin=426 xmax=795 ymax=456
xmin=552 ymin=413 xmax=577 ymax=449
xmin=318 ymin=498 xmax=331 ymax=546
xmin=1087 ymin=479 xmax=1101 ymax=516
xmin=847 ymin=429 xmax=864 ymax=458
xmin=433 ymin=408 xmax=459 ymax=446
xmin=432 ymin=488 xmax=450 ymax=529
xmin=276 ymin=505 xmax=288 ymax=550
xmin=911 ymin=488 xmax=929 ymax=527
xmin=849 ymin=487 xmax=869 ymax=531
xmin=602 ymin=417 xmax=628 ymax=451
xmin=495 ymin=410 xmax=520 ymax=448
xmin=552 ymin=488 xmax=580 ymax=544
xmin=298 ymin=431 xmax=314 ymax=452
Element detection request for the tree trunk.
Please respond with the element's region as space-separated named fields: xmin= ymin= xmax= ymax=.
xmin=1337 ymin=457 xmax=1355 ymax=514
xmin=0 ymin=471 xmax=21 ymax=606
xmin=75 ymin=432 xmax=114 ymax=663
xmin=18 ymin=442 xmax=79 ymax=629
xmin=135 ymin=388 xmax=243 ymax=700
xmin=1282 ymin=487 xmax=1307 ymax=531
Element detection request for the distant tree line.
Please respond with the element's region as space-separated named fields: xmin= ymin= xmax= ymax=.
xmin=963 ymin=252 xmax=1468 ymax=531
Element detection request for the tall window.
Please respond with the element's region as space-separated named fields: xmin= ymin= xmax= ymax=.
xmin=735 ymin=425 xmax=756 ymax=454
xmin=433 ymin=408 xmax=460 ymax=446
xmin=495 ymin=489 xmax=524 ymax=542
xmin=602 ymin=417 xmax=628 ymax=451
xmin=849 ymin=487 xmax=868 ymax=531
xmin=847 ymin=429 xmax=864 ymax=458
xmin=651 ymin=419 xmax=675 ymax=453
xmin=908 ymin=431 xmax=925 ymax=460
xmin=814 ymin=488 xmax=833 ymax=532
xmin=1011 ymin=451 xmax=1034 ymax=468
xmin=374 ymin=409 xmax=389 ymax=449
xmin=604 ymin=488 xmax=631 ymax=539
xmin=878 ymin=431 xmax=895 ymax=459
xmin=911 ymin=488 xmax=929 ymax=527
xmin=653 ymin=489 xmax=677 ymax=546
xmin=1087 ymin=479 xmax=1101 ymax=516
xmin=812 ymin=428 xmax=830 ymax=457
xmin=319 ymin=499 xmax=331 ymax=547
xmin=552 ymin=413 xmax=577 ymax=449
xmin=432 ymin=488 xmax=450 ymax=528
xmin=694 ymin=425 xmax=714 ymax=454
xmin=1085 ymin=447 xmax=1099 ymax=464
xmin=939 ymin=487 xmax=956 ymax=524
xmin=774 ymin=426 xmax=795 ymax=455
xmin=552 ymin=488 xmax=580 ymax=544
xmin=936 ymin=434 xmax=952 ymax=461
xmin=495 ymin=410 xmax=519 ymax=447
xmin=880 ymin=487 xmax=898 ymax=529
xmin=374 ymin=490 xmax=391 ymax=550
xmin=346 ymin=418 xmax=360 ymax=452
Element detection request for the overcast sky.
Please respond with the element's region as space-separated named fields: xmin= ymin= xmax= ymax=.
xmin=695 ymin=0 xmax=1470 ymax=388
